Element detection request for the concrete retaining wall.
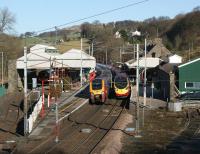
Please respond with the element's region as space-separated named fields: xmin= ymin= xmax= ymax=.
xmin=27 ymin=96 xmax=42 ymax=133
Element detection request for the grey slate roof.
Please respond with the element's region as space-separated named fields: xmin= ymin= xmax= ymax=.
xmin=147 ymin=38 xmax=172 ymax=62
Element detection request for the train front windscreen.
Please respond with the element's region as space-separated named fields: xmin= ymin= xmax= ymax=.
xmin=115 ymin=76 xmax=128 ymax=89
xmin=92 ymin=79 xmax=102 ymax=90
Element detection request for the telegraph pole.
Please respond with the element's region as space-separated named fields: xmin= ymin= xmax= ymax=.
xmin=1 ymin=52 xmax=3 ymax=87
xmin=106 ymin=48 xmax=108 ymax=65
xmin=120 ymin=47 xmax=122 ymax=63
xmin=24 ymin=46 xmax=28 ymax=136
xmin=89 ymin=46 xmax=91 ymax=55
xmin=133 ymin=44 xmax=136 ymax=60
xmin=55 ymin=26 xmax=58 ymax=46
xmin=91 ymin=42 xmax=94 ymax=56
xmin=189 ymin=45 xmax=191 ymax=61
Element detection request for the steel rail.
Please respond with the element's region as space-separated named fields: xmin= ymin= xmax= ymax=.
xmin=44 ymin=100 xmax=121 ymax=154
xmin=27 ymin=98 xmax=89 ymax=154
xmin=71 ymin=99 xmax=129 ymax=154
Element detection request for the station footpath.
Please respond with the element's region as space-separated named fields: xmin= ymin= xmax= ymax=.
xmin=28 ymin=90 xmax=79 ymax=140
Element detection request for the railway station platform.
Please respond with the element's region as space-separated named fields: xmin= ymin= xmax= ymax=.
xmin=28 ymin=84 xmax=89 ymax=140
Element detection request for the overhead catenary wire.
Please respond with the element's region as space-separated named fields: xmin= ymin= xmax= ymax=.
xmin=30 ymin=0 xmax=149 ymax=35
xmin=23 ymin=0 xmax=149 ymax=59
xmin=17 ymin=0 xmax=152 ymax=136
xmin=20 ymin=0 xmax=151 ymax=71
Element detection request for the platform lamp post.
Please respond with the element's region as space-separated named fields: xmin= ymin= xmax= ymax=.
xmin=53 ymin=58 xmax=59 ymax=143
xmin=55 ymin=26 xmax=58 ymax=46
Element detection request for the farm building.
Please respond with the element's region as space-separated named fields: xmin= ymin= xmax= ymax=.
xmin=178 ymin=58 xmax=200 ymax=93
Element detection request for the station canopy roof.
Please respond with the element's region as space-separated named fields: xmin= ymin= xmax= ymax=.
xmin=56 ymin=48 xmax=96 ymax=68
xmin=16 ymin=44 xmax=96 ymax=69
xmin=125 ymin=57 xmax=163 ymax=68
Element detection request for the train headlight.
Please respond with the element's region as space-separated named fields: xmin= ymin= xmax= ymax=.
xmin=90 ymin=93 xmax=94 ymax=97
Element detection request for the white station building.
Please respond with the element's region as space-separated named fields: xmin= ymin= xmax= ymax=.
xmin=16 ymin=44 xmax=96 ymax=69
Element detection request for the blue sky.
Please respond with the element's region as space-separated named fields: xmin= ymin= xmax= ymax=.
xmin=0 ymin=0 xmax=199 ymax=35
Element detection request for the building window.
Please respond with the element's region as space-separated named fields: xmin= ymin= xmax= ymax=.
xmin=185 ymin=82 xmax=200 ymax=90
xmin=185 ymin=82 xmax=193 ymax=88
xmin=152 ymin=52 xmax=156 ymax=57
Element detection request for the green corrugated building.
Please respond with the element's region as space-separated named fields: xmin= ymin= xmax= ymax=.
xmin=178 ymin=58 xmax=200 ymax=93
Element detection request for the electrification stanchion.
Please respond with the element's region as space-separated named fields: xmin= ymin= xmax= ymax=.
xmin=135 ymin=44 xmax=141 ymax=138
xmin=143 ymin=38 xmax=147 ymax=127
xmin=55 ymin=97 xmax=59 ymax=143
xmin=24 ymin=46 xmax=28 ymax=136
xmin=54 ymin=77 xmax=59 ymax=143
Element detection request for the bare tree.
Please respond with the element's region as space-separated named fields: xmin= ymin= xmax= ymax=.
xmin=0 ymin=7 xmax=16 ymax=33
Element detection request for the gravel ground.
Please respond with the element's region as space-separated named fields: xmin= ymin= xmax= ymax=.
xmin=122 ymin=109 xmax=185 ymax=154
xmin=0 ymin=92 xmax=24 ymax=154
xmin=1 ymin=91 xmax=198 ymax=154
xmin=92 ymin=112 xmax=133 ymax=154
xmin=92 ymin=97 xmax=187 ymax=154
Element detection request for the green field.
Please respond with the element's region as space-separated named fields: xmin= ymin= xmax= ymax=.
xmin=56 ymin=39 xmax=89 ymax=53
xmin=24 ymin=37 xmax=89 ymax=53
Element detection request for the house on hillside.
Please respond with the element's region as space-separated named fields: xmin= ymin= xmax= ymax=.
xmin=178 ymin=58 xmax=200 ymax=94
xmin=115 ymin=31 xmax=121 ymax=39
xmin=125 ymin=38 xmax=179 ymax=101
xmin=147 ymin=38 xmax=172 ymax=62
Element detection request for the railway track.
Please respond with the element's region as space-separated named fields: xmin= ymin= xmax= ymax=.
xmin=23 ymin=98 xmax=128 ymax=154
xmin=18 ymin=97 xmax=90 ymax=154
xmin=166 ymin=108 xmax=200 ymax=153
xmin=74 ymin=99 xmax=129 ymax=154
xmin=17 ymin=98 xmax=105 ymax=154
xmin=59 ymin=97 xmax=86 ymax=117
xmin=43 ymin=98 xmax=129 ymax=154
xmin=13 ymin=65 xmax=131 ymax=154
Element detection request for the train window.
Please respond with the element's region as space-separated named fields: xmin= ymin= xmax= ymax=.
xmin=92 ymin=79 xmax=102 ymax=90
xmin=115 ymin=76 xmax=128 ymax=89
